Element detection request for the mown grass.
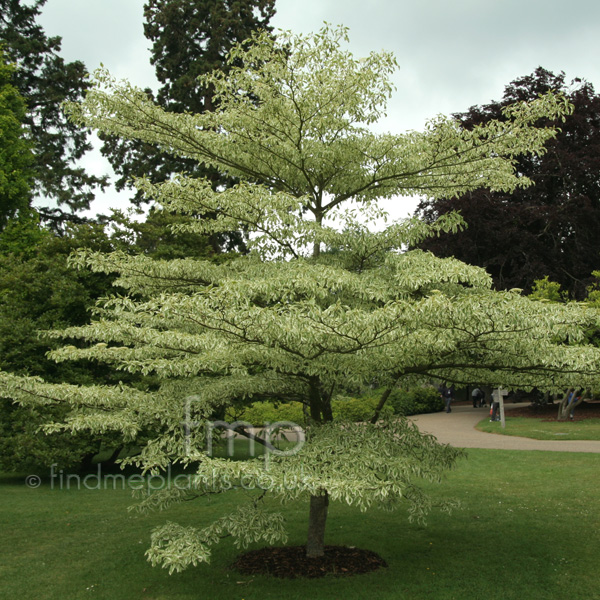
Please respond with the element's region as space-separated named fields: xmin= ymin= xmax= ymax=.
xmin=1 ymin=449 xmax=599 ymax=600
xmin=476 ymin=416 xmax=600 ymax=440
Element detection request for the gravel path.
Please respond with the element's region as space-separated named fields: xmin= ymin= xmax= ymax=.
xmin=409 ymin=403 xmax=600 ymax=453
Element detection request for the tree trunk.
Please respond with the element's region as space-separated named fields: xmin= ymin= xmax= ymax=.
xmin=79 ymin=451 xmax=96 ymax=472
xmin=312 ymin=209 xmax=323 ymax=259
xmin=305 ymin=373 xmax=330 ymax=557
xmin=306 ymin=492 xmax=329 ymax=557
xmin=557 ymin=397 xmax=568 ymax=421
xmin=557 ymin=392 xmax=584 ymax=421
xmin=105 ymin=445 xmax=123 ymax=465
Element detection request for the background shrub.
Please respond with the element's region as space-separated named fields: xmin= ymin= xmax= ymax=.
xmin=388 ymin=386 xmax=444 ymax=416
xmin=226 ymin=401 xmax=304 ymax=425
xmin=331 ymin=395 xmax=393 ymax=421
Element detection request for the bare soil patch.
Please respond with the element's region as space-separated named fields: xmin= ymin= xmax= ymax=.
xmin=508 ymin=401 xmax=600 ymax=421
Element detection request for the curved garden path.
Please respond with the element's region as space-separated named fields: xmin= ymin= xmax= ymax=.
xmin=409 ymin=403 xmax=600 ymax=453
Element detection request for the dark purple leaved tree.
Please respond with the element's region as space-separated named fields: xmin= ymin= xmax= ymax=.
xmin=417 ymin=67 xmax=600 ymax=299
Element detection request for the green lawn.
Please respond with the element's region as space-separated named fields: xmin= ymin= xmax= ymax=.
xmin=476 ymin=416 xmax=600 ymax=440
xmin=1 ymin=450 xmax=599 ymax=600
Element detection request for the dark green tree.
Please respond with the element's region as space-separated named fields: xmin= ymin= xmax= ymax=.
xmin=100 ymin=0 xmax=275 ymax=251
xmin=107 ymin=207 xmax=224 ymax=260
xmin=0 ymin=207 xmax=203 ymax=472
xmin=417 ymin=68 xmax=600 ymax=299
xmin=0 ymin=0 xmax=107 ymax=223
xmin=0 ymin=221 xmax=126 ymax=472
xmin=0 ymin=50 xmax=33 ymax=229
xmin=145 ymin=0 xmax=276 ymax=113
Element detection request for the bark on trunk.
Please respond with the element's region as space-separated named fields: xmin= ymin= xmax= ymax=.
xmin=557 ymin=394 xmax=584 ymax=420
xmin=306 ymin=492 xmax=329 ymax=557
xmin=305 ymin=369 xmax=330 ymax=557
xmin=106 ymin=445 xmax=123 ymax=465
xmin=312 ymin=210 xmax=323 ymax=259
xmin=370 ymin=384 xmax=395 ymax=423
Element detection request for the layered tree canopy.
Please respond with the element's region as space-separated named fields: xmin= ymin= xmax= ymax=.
xmin=3 ymin=27 xmax=600 ymax=571
xmin=417 ymin=68 xmax=600 ymax=299
xmin=72 ymin=29 xmax=571 ymax=232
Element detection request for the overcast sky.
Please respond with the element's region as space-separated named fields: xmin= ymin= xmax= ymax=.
xmin=36 ymin=0 xmax=600 ymax=220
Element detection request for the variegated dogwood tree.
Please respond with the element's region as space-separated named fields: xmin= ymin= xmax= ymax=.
xmin=3 ymin=26 xmax=600 ymax=572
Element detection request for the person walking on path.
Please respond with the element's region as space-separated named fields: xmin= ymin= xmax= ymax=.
xmin=490 ymin=388 xmax=509 ymax=421
xmin=490 ymin=396 xmax=500 ymax=421
xmin=472 ymin=387 xmax=484 ymax=408
xmin=441 ymin=383 xmax=454 ymax=413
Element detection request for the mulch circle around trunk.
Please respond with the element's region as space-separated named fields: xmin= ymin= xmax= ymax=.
xmin=232 ymin=545 xmax=388 ymax=578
